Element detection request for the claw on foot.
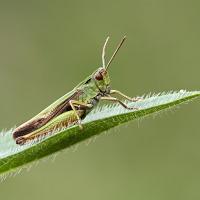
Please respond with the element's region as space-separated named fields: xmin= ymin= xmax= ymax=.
xmin=78 ymin=120 xmax=83 ymax=130
xmin=131 ymin=97 xmax=143 ymax=102
xmin=127 ymin=107 xmax=139 ymax=110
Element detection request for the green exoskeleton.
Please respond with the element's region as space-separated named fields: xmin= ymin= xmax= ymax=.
xmin=13 ymin=36 xmax=141 ymax=145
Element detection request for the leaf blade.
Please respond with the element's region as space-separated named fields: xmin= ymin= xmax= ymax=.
xmin=0 ymin=90 xmax=199 ymax=175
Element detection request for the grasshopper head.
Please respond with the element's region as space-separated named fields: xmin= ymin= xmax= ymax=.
xmin=93 ymin=36 xmax=126 ymax=93
xmin=93 ymin=67 xmax=110 ymax=93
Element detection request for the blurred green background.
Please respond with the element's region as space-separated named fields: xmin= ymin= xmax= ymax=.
xmin=0 ymin=0 xmax=200 ymax=199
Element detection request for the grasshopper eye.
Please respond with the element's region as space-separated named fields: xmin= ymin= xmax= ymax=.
xmin=95 ymin=72 xmax=103 ymax=81
xmin=95 ymin=68 xmax=107 ymax=81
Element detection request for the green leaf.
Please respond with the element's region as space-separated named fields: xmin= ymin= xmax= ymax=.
xmin=0 ymin=90 xmax=199 ymax=176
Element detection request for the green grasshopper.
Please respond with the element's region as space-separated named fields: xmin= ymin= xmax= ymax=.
xmin=13 ymin=36 xmax=141 ymax=145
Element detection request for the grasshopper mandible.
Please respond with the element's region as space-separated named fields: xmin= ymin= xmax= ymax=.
xmin=13 ymin=36 xmax=141 ymax=145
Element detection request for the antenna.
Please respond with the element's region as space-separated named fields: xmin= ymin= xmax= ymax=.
xmin=102 ymin=36 xmax=110 ymax=68
xmin=106 ymin=36 xmax=126 ymax=70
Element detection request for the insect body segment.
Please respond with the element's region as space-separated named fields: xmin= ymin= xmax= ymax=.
xmin=13 ymin=36 xmax=141 ymax=145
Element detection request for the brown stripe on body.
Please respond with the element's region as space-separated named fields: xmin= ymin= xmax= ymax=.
xmin=13 ymin=90 xmax=83 ymax=139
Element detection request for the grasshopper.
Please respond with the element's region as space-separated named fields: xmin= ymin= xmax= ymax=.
xmin=13 ymin=36 xmax=141 ymax=145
